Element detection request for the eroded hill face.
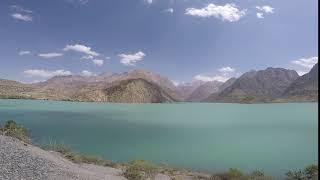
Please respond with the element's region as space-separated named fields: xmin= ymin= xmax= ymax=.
xmin=71 ymin=79 xmax=175 ymax=103
xmin=104 ymin=78 xmax=175 ymax=103
xmin=32 ymin=69 xmax=180 ymax=101
xmin=186 ymin=81 xmax=223 ymax=102
xmin=281 ymin=63 xmax=318 ymax=101
xmin=206 ymin=68 xmax=299 ymax=103
xmin=0 ymin=66 xmax=318 ymax=103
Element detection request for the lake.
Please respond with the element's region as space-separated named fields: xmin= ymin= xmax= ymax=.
xmin=0 ymin=99 xmax=318 ymax=176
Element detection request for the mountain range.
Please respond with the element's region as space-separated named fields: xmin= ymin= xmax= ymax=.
xmin=0 ymin=64 xmax=318 ymax=103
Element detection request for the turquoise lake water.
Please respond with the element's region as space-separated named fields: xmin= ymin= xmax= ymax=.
xmin=0 ymin=99 xmax=318 ymax=176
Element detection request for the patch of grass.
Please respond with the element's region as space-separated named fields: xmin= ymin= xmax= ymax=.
xmin=0 ymin=120 xmax=30 ymax=143
xmin=42 ymin=139 xmax=116 ymax=167
xmin=123 ymin=160 xmax=158 ymax=180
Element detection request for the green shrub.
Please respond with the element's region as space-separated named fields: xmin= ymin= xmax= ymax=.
xmin=123 ymin=160 xmax=158 ymax=180
xmin=304 ymin=165 xmax=318 ymax=180
xmin=227 ymin=168 xmax=244 ymax=179
xmin=250 ymin=169 xmax=265 ymax=177
xmin=285 ymin=170 xmax=306 ymax=180
xmin=0 ymin=120 xmax=30 ymax=143
xmin=286 ymin=165 xmax=318 ymax=180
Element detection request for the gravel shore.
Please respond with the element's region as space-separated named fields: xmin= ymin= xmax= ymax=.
xmin=0 ymin=135 xmax=127 ymax=180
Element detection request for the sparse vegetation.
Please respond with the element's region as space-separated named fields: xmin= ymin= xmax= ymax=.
xmin=285 ymin=165 xmax=318 ymax=180
xmin=123 ymin=160 xmax=158 ymax=180
xmin=43 ymin=141 xmax=116 ymax=167
xmin=0 ymin=120 xmax=30 ymax=143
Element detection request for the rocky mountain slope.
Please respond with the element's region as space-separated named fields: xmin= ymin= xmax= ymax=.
xmin=175 ymin=80 xmax=206 ymax=100
xmin=0 ymin=79 xmax=66 ymax=100
xmin=280 ymin=63 xmax=318 ymax=101
xmin=186 ymin=81 xmax=223 ymax=102
xmin=0 ymin=66 xmax=318 ymax=103
xmin=71 ymin=79 xmax=175 ymax=103
xmin=33 ymin=69 xmax=180 ymax=101
xmin=206 ymin=68 xmax=299 ymax=103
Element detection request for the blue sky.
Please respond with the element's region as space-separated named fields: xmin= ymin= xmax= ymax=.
xmin=0 ymin=0 xmax=318 ymax=83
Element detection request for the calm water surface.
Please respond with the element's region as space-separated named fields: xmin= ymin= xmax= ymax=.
xmin=0 ymin=99 xmax=318 ymax=175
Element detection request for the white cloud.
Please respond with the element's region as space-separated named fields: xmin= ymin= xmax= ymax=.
xmin=144 ymin=0 xmax=153 ymax=4
xmin=296 ymin=71 xmax=308 ymax=76
xmin=164 ymin=8 xmax=174 ymax=13
xmin=19 ymin=51 xmax=31 ymax=56
xmin=185 ymin=3 xmax=246 ymax=22
xmin=256 ymin=6 xmax=274 ymax=14
xmin=11 ymin=5 xmax=32 ymax=13
xmin=256 ymin=12 xmax=264 ymax=19
xmin=218 ymin=66 xmax=235 ymax=73
xmin=11 ymin=13 xmax=32 ymax=22
xmin=81 ymin=70 xmax=96 ymax=77
xmin=66 ymin=0 xmax=89 ymax=5
xmin=24 ymin=69 xmax=72 ymax=78
xmin=119 ymin=51 xmax=145 ymax=66
xmin=194 ymin=75 xmax=230 ymax=82
xmin=92 ymin=59 xmax=104 ymax=66
xmin=63 ymin=44 xmax=99 ymax=56
xmin=38 ymin=53 xmax=63 ymax=58
xmin=171 ymin=80 xmax=180 ymax=86
xmin=292 ymin=56 xmax=318 ymax=69
xmin=81 ymin=55 xmax=94 ymax=60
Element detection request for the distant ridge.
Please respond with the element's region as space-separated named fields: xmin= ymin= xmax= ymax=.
xmin=280 ymin=63 xmax=318 ymax=102
xmin=205 ymin=68 xmax=299 ymax=103
xmin=0 ymin=66 xmax=318 ymax=103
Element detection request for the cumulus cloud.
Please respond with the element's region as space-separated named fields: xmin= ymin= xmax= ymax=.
xmin=81 ymin=70 xmax=96 ymax=76
xmin=256 ymin=12 xmax=264 ymax=19
xmin=81 ymin=55 xmax=94 ymax=60
xmin=218 ymin=66 xmax=235 ymax=73
xmin=24 ymin=69 xmax=72 ymax=78
xmin=11 ymin=13 xmax=33 ymax=21
xmin=296 ymin=71 xmax=308 ymax=76
xmin=144 ymin=0 xmax=153 ymax=4
xmin=63 ymin=44 xmax=99 ymax=56
xmin=292 ymin=56 xmax=318 ymax=69
xmin=194 ymin=75 xmax=230 ymax=82
xmin=256 ymin=6 xmax=274 ymax=14
xmin=38 ymin=53 xmax=63 ymax=58
xmin=11 ymin=5 xmax=32 ymax=13
xmin=66 ymin=0 xmax=89 ymax=5
xmin=171 ymin=80 xmax=180 ymax=86
xmin=164 ymin=8 xmax=174 ymax=13
xmin=194 ymin=66 xmax=237 ymax=82
xmin=256 ymin=5 xmax=274 ymax=19
xmin=92 ymin=59 xmax=104 ymax=66
xmin=119 ymin=51 xmax=145 ymax=66
xmin=185 ymin=3 xmax=246 ymax=22
xmin=19 ymin=51 xmax=31 ymax=56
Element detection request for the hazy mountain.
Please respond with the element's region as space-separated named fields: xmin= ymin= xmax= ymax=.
xmin=206 ymin=68 xmax=299 ymax=103
xmin=187 ymin=81 xmax=223 ymax=102
xmin=176 ymin=80 xmax=206 ymax=100
xmin=218 ymin=78 xmax=237 ymax=92
xmin=71 ymin=78 xmax=175 ymax=103
xmin=204 ymin=78 xmax=237 ymax=102
xmin=33 ymin=69 xmax=179 ymax=101
xmin=281 ymin=63 xmax=318 ymax=101
xmin=0 ymin=79 xmax=68 ymax=100
xmin=0 ymin=79 xmax=34 ymax=99
xmin=1 ymin=67 xmax=318 ymax=103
